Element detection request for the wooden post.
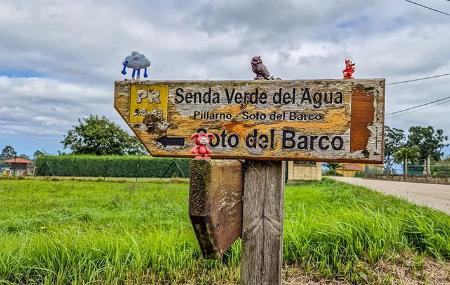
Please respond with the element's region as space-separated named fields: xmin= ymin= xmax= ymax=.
xmin=241 ymin=161 xmax=285 ymax=285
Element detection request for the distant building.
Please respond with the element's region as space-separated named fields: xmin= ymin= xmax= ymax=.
xmin=336 ymin=163 xmax=384 ymax=177
xmin=336 ymin=163 xmax=365 ymax=177
xmin=4 ymin=157 xmax=33 ymax=176
xmin=287 ymin=161 xmax=322 ymax=182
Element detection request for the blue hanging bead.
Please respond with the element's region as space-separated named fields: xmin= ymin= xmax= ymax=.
xmin=121 ymin=60 xmax=128 ymax=75
xmin=144 ymin=67 xmax=148 ymax=78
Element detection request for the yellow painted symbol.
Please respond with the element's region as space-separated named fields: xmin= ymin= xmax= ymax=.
xmin=129 ymin=84 xmax=168 ymax=123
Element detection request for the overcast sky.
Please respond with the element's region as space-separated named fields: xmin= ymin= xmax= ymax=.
xmin=0 ymin=0 xmax=449 ymax=157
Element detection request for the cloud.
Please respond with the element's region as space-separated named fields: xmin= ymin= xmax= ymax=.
xmin=0 ymin=76 xmax=114 ymax=138
xmin=123 ymin=51 xmax=151 ymax=70
xmin=0 ymin=0 xmax=449 ymax=155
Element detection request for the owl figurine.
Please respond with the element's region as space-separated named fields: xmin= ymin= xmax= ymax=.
xmin=251 ymin=56 xmax=280 ymax=80
xmin=251 ymin=56 xmax=271 ymax=80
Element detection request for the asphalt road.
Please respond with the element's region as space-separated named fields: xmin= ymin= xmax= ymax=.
xmin=330 ymin=176 xmax=450 ymax=215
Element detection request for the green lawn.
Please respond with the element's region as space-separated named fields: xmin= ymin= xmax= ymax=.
xmin=0 ymin=178 xmax=449 ymax=284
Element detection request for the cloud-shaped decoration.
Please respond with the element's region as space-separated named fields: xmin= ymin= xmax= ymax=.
xmin=123 ymin=51 xmax=151 ymax=69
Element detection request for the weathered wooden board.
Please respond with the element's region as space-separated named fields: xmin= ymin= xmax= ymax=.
xmin=240 ymin=161 xmax=284 ymax=285
xmin=114 ymin=79 xmax=385 ymax=162
xmin=189 ymin=159 xmax=243 ymax=258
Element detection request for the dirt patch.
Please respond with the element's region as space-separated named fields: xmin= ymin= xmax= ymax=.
xmin=283 ymin=266 xmax=349 ymax=284
xmin=282 ymin=253 xmax=450 ymax=285
xmin=369 ymin=253 xmax=450 ymax=285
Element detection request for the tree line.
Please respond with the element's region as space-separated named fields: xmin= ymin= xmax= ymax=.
xmin=384 ymin=126 xmax=448 ymax=176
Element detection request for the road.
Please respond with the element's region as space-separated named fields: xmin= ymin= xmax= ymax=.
xmin=330 ymin=177 xmax=450 ymax=215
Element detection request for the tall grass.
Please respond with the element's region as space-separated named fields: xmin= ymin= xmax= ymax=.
xmin=0 ymin=179 xmax=449 ymax=284
xmin=283 ymin=180 xmax=450 ymax=279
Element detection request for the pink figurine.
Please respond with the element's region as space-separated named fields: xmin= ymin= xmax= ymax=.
xmin=343 ymin=59 xmax=355 ymax=79
xmin=191 ymin=132 xmax=215 ymax=159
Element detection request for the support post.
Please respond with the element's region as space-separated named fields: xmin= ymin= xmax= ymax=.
xmin=240 ymin=161 xmax=285 ymax=285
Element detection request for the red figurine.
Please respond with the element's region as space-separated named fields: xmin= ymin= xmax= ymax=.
xmin=343 ymin=59 xmax=355 ymax=79
xmin=191 ymin=132 xmax=215 ymax=159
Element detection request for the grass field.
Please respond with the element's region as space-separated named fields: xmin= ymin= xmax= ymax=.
xmin=0 ymin=178 xmax=449 ymax=284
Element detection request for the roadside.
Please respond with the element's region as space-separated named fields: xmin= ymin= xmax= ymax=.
xmin=329 ymin=176 xmax=450 ymax=215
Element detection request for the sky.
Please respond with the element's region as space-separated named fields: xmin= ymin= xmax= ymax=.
xmin=0 ymin=0 xmax=449 ymax=157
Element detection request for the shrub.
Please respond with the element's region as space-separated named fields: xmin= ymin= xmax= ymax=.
xmin=431 ymin=164 xmax=450 ymax=177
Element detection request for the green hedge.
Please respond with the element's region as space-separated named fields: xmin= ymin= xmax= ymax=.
xmin=431 ymin=165 xmax=450 ymax=177
xmin=35 ymin=155 xmax=190 ymax=178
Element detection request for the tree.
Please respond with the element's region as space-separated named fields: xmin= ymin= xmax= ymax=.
xmin=62 ymin=115 xmax=147 ymax=155
xmin=406 ymin=126 xmax=448 ymax=175
xmin=0 ymin=145 xmax=17 ymax=160
xmin=19 ymin=154 xmax=30 ymax=160
xmin=384 ymin=126 xmax=406 ymax=172
xmin=407 ymin=126 xmax=448 ymax=161
xmin=33 ymin=150 xmax=46 ymax=160
xmin=325 ymin=162 xmax=339 ymax=176
xmin=394 ymin=146 xmax=420 ymax=177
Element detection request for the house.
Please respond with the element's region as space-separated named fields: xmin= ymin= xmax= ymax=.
xmin=287 ymin=161 xmax=322 ymax=182
xmin=4 ymin=157 xmax=34 ymax=176
xmin=336 ymin=163 xmax=365 ymax=177
xmin=336 ymin=163 xmax=385 ymax=177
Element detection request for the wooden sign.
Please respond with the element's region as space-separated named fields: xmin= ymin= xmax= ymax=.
xmin=114 ymin=79 xmax=384 ymax=163
xmin=189 ymin=159 xmax=242 ymax=258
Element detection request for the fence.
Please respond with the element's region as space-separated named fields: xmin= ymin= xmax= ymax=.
xmin=363 ymin=162 xmax=450 ymax=185
xmin=391 ymin=164 xmax=450 ymax=177
xmin=328 ymin=161 xmax=450 ymax=181
xmin=35 ymin=155 xmax=190 ymax=179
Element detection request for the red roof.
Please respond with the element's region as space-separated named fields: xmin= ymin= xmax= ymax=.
xmin=338 ymin=163 xmax=364 ymax=171
xmin=4 ymin=157 xmax=33 ymax=164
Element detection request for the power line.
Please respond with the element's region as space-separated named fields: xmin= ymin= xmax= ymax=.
xmin=386 ymin=96 xmax=450 ymax=116
xmin=403 ymin=0 xmax=450 ymax=16
xmin=387 ymin=73 xmax=450 ymax=85
xmin=386 ymin=99 xmax=450 ymax=118
xmin=385 ymin=73 xmax=450 ymax=117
